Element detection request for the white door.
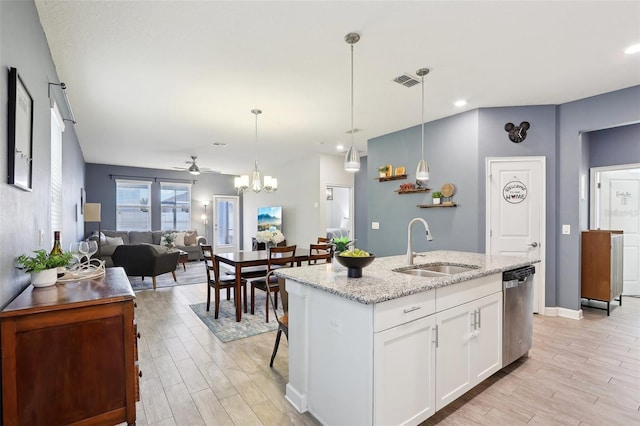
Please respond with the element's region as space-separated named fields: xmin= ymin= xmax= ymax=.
xmin=486 ymin=157 xmax=545 ymax=314
xmin=212 ymin=195 xmax=239 ymax=253
xmin=592 ymin=166 xmax=640 ymax=295
xmin=374 ymin=315 xmax=436 ymax=425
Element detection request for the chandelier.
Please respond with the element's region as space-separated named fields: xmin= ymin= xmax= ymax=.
xmin=234 ymin=109 xmax=278 ymax=194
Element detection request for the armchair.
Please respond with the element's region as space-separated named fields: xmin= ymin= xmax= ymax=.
xmin=111 ymin=244 xmax=180 ymax=290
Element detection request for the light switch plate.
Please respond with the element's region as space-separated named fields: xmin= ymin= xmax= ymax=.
xmin=562 ymin=224 xmax=570 ymax=235
xmin=372 ymin=222 xmax=380 ymax=230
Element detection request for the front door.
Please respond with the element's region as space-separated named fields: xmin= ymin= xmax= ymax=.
xmin=592 ymin=165 xmax=640 ymax=295
xmin=486 ymin=157 xmax=545 ymax=314
xmin=212 ymin=195 xmax=239 ymax=253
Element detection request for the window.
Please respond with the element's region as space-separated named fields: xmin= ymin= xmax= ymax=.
xmin=160 ymin=182 xmax=191 ymax=230
xmin=50 ymin=102 xmax=64 ymax=236
xmin=116 ymin=180 xmax=151 ymax=231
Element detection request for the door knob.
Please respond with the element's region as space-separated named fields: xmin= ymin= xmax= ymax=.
xmin=528 ymin=242 xmax=539 ymax=248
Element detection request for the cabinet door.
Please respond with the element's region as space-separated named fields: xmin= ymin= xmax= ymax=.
xmin=374 ymin=315 xmax=436 ymax=425
xmin=471 ymin=292 xmax=503 ymax=383
xmin=435 ymin=303 xmax=474 ymax=411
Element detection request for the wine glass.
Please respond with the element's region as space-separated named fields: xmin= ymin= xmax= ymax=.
xmin=69 ymin=242 xmax=82 ymax=265
xmin=86 ymin=240 xmax=98 ymax=261
xmin=78 ymin=241 xmax=90 ymax=264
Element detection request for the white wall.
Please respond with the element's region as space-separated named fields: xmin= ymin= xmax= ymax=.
xmin=241 ymin=154 xmax=353 ymax=251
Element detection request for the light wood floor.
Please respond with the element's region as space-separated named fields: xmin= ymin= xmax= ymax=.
xmin=127 ymin=284 xmax=640 ymax=425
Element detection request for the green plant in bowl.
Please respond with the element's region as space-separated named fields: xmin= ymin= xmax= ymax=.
xmin=331 ymin=236 xmax=354 ymax=253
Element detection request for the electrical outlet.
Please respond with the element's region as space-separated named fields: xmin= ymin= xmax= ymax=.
xmin=372 ymin=222 xmax=380 ymax=230
xmin=562 ymin=224 xmax=570 ymax=235
xmin=39 ymin=229 xmax=45 ymax=246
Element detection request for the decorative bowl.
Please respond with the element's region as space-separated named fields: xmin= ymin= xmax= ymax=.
xmin=335 ymin=253 xmax=375 ymax=278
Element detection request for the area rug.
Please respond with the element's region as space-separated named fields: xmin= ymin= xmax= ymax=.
xmin=190 ymin=293 xmax=283 ymax=343
xmin=128 ymin=260 xmax=207 ymax=291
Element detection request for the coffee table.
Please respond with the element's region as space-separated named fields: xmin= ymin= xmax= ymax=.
xmin=177 ymin=250 xmax=188 ymax=271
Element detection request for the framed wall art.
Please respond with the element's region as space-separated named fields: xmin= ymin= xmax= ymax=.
xmin=7 ymin=67 xmax=33 ymax=191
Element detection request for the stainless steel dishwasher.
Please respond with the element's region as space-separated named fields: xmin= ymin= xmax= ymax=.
xmin=502 ymin=265 xmax=536 ymax=367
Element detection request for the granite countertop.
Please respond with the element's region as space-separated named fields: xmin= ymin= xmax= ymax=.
xmin=275 ymin=250 xmax=539 ymax=305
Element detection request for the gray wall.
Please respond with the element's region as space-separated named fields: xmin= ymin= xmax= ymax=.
xmin=589 ymin=123 xmax=640 ymax=168
xmin=366 ymin=87 xmax=640 ymax=311
xmin=367 ymin=110 xmax=480 ymax=257
xmin=85 ymin=163 xmax=238 ymax=243
xmin=557 ymin=86 xmax=640 ymax=310
xmin=0 ymin=0 xmax=86 ymax=307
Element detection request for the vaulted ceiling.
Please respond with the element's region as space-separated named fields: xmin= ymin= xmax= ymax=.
xmin=35 ymin=1 xmax=640 ymax=175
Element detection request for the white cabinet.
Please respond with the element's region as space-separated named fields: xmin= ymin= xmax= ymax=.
xmin=374 ymin=315 xmax=436 ymax=425
xmin=435 ymin=291 xmax=502 ymax=411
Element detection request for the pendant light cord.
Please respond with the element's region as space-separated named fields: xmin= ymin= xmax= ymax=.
xmin=350 ymin=43 xmax=354 ymax=148
xmin=421 ymin=74 xmax=425 ymax=160
xmin=255 ymin=111 xmax=258 ymax=168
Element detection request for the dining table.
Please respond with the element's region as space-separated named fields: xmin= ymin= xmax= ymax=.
xmin=214 ymin=248 xmax=311 ymax=322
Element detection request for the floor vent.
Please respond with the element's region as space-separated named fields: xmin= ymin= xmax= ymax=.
xmin=393 ymin=74 xmax=420 ymax=88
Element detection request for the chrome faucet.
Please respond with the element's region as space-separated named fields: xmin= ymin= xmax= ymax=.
xmin=407 ymin=217 xmax=433 ymax=265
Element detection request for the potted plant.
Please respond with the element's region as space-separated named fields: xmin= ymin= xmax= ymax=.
xmin=331 ymin=236 xmax=354 ymax=254
xmin=432 ymin=191 xmax=442 ymax=205
xmin=378 ymin=165 xmax=390 ymax=178
xmin=16 ymin=249 xmax=72 ymax=287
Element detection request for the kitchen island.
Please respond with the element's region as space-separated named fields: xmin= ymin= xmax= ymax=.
xmin=275 ymin=250 xmax=538 ymax=426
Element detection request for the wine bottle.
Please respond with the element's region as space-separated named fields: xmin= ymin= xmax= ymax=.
xmin=50 ymin=231 xmax=63 ymax=255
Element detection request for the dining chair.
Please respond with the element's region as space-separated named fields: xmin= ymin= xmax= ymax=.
xmin=317 ymin=237 xmax=331 ymax=244
xmin=250 ymin=245 xmax=296 ymax=322
xmin=264 ymin=269 xmax=289 ymax=367
xmin=308 ymin=243 xmax=333 ymax=265
xmin=201 ymin=245 xmax=247 ymax=319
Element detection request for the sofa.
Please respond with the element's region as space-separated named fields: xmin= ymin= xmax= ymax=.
xmin=91 ymin=230 xmax=206 ymax=267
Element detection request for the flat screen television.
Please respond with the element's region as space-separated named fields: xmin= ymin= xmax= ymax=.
xmin=258 ymin=206 xmax=282 ymax=232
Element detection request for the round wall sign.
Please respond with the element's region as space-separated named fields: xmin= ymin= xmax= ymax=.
xmin=503 ymin=180 xmax=527 ymax=204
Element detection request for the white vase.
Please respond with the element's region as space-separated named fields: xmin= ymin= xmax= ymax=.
xmin=31 ymin=268 xmax=58 ymax=287
xmin=433 ymin=198 xmax=441 ymax=205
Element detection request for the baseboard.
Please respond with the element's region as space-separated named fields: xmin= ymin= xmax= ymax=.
xmin=285 ymin=383 xmax=307 ymax=413
xmin=543 ymin=306 xmax=583 ymax=320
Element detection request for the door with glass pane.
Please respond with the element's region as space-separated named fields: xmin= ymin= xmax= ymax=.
xmin=213 ymin=196 xmax=239 ymax=253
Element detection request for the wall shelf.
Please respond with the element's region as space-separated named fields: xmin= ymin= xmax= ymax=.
xmin=417 ymin=203 xmax=457 ymax=208
xmin=375 ymin=174 xmax=407 ymax=182
xmin=395 ymin=188 xmax=431 ymax=194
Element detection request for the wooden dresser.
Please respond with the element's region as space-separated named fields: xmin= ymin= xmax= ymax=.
xmin=581 ymin=230 xmax=624 ymax=315
xmin=1 ymin=267 xmax=138 ymax=425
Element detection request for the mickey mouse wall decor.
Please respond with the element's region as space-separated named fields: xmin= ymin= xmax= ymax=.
xmin=504 ymin=121 xmax=530 ymax=143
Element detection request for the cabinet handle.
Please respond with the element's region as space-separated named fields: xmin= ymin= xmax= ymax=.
xmin=139 ymin=370 xmax=143 ymax=378
xmin=471 ymin=311 xmax=477 ymax=330
xmin=434 ymin=325 xmax=439 ymax=348
xmin=137 ymin=332 xmax=141 ymax=339
xmin=477 ymin=309 xmax=481 ymax=329
xmin=403 ymin=306 xmax=421 ymax=314
xmin=134 ymin=302 xmax=138 ymax=308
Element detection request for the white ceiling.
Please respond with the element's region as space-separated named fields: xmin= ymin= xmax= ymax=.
xmin=35 ymin=1 xmax=640 ymax=176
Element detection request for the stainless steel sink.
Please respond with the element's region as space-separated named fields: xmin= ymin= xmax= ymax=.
xmin=394 ymin=263 xmax=479 ymax=277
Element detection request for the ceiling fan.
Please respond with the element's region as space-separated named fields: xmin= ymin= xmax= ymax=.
xmin=172 ymin=156 xmax=219 ymax=175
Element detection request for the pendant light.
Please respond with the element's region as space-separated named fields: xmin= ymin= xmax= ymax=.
xmin=415 ymin=68 xmax=430 ymax=181
xmin=344 ymin=32 xmax=360 ymax=173
xmin=234 ymin=109 xmax=277 ymax=194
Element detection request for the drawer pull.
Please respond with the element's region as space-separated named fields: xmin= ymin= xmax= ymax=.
xmin=403 ymin=306 xmax=421 ymax=314
xmin=134 ymin=302 xmax=137 ymax=308
xmin=138 ymin=370 xmax=143 ymax=378
xmin=137 ymin=332 xmax=141 ymax=339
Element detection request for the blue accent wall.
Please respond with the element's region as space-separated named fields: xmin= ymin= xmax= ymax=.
xmin=589 ymin=123 xmax=640 ymax=168
xmin=0 ymin=0 xmax=86 ymax=307
xmin=354 ymin=156 xmax=368 ymax=250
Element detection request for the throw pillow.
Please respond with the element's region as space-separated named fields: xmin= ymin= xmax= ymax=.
xmin=104 ymin=236 xmax=124 ymax=246
xmin=184 ymin=231 xmax=197 ymax=246
xmin=174 ymin=232 xmax=186 ymax=247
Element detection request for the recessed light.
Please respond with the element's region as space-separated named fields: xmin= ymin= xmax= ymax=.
xmin=454 ymin=99 xmax=467 ymax=108
xmin=336 ymin=144 xmax=345 ymax=151
xmin=624 ymin=43 xmax=640 ymax=54
xmin=210 ymin=142 xmax=228 ymax=147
